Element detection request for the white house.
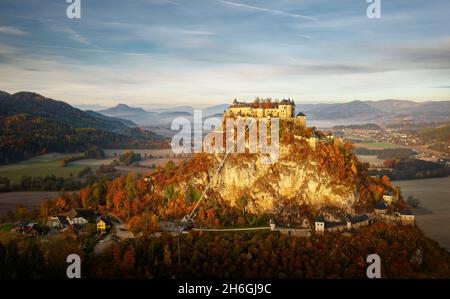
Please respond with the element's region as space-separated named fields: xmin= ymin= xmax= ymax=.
xmin=47 ymin=215 xmax=70 ymax=230
xmin=374 ymin=201 xmax=388 ymax=214
xmin=383 ymin=191 xmax=396 ymax=205
xmin=269 ymin=219 xmax=276 ymax=231
xmin=308 ymin=131 xmax=319 ymax=150
xmin=400 ymin=208 xmax=415 ymax=225
xmin=68 ymin=209 xmax=97 ymax=225
xmin=315 ymin=215 xmax=325 ymax=233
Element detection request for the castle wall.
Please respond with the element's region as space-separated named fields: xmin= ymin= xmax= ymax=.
xmin=294 ymin=117 xmax=306 ymax=127
xmin=225 ymin=105 xmax=296 ymax=119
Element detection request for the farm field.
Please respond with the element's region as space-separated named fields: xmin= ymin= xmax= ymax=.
xmin=0 ymin=149 xmax=188 ymax=183
xmin=0 ymin=153 xmax=84 ymax=181
xmin=0 ymin=191 xmax=62 ymax=218
xmin=356 ymin=155 xmax=385 ymax=166
xmin=103 ymin=148 xmax=177 ymax=158
xmin=396 ymin=176 xmax=450 ymax=250
xmin=353 ymin=142 xmax=406 ymax=150
xmin=70 ymin=149 xmax=190 ymax=170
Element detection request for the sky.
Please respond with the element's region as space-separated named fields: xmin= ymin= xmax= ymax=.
xmin=0 ymin=0 xmax=450 ymax=108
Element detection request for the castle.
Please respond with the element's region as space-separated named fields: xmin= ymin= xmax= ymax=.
xmin=224 ymin=98 xmax=306 ymax=127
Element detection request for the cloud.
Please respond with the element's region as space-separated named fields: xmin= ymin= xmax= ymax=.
xmin=216 ymin=0 xmax=318 ymax=21
xmin=0 ymin=26 xmax=27 ymax=35
xmin=139 ymin=0 xmax=180 ymax=5
xmin=152 ymin=26 xmax=214 ymax=36
xmin=52 ymin=27 xmax=95 ymax=47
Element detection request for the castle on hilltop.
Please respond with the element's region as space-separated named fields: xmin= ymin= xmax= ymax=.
xmin=224 ymin=98 xmax=306 ymax=127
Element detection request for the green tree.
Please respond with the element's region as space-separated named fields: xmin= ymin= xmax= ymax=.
xmin=125 ymin=172 xmax=138 ymax=200
xmin=164 ymin=184 xmax=178 ymax=201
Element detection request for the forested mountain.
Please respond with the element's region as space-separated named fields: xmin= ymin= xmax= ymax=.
xmin=0 ymin=91 xmax=136 ymax=132
xmin=0 ymin=91 xmax=167 ymax=164
xmin=418 ymin=122 xmax=450 ymax=143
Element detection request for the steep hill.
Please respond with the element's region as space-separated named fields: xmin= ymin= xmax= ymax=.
xmin=143 ymin=121 xmax=392 ymax=225
xmin=0 ymin=91 xmax=167 ymax=164
xmin=66 ymin=120 xmax=450 ymax=279
xmin=0 ymin=91 xmax=136 ymax=133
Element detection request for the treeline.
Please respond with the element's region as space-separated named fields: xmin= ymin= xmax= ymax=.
xmin=0 ymin=174 xmax=96 ymax=192
xmin=370 ymin=158 xmax=450 ymax=180
xmin=418 ymin=123 xmax=450 ymax=143
xmin=354 ymin=147 xmax=414 ymax=159
xmin=332 ymin=123 xmax=381 ymax=130
xmin=0 ymin=162 xmax=123 ymax=192
xmin=118 ymin=151 xmax=141 ymax=166
xmin=1 ymin=223 xmax=450 ymax=278
xmin=0 ymin=113 xmax=167 ymax=164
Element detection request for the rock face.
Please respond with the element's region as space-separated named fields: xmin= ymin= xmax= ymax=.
xmin=192 ymin=143 xmax=358 ymax=215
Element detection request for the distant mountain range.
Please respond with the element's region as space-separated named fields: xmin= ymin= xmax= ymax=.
xmin=93 ymin=100 xmax=450 ymax=128
xmin=0 ymin=91 xmax=166 ymax=163
xmin=96 ymin=103 xmax=229 ymax=127
xmin=297 ymin=100 xmax=450 ymax=124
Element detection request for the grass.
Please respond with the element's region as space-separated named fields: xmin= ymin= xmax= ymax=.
xmin=0 ymin=149 xmax=184 ymax=182
xmin=0 ymin=223 xmax=13 ymax=232
xmin=0 ymin=153 xmax=84 ymax=181
xmin=357 ymin=155 xmax=385 ymax=166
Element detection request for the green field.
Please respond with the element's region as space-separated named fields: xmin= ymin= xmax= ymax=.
xmin=0 ymin=153 xmax=84 ymax=181
xmin=356 ymin=155 xmax=385 ymax=166
xmin=354 ymin=142 xmax=406 ymax=150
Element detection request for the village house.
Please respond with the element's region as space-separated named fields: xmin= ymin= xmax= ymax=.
xmin=47 ymin=215 xmax=70 ymax=230
xmin=314 ymin=213 xmax=371 ymax=234
xmin=68 ymin=208 xmax=97 ymax=226
xmin=324 ymin=221 xmax=347 ymax=232
xmin=11 ymin=220 xmax=42 ymax=236
xmin=308 ymin=131 xmax=319 ymax=150
xmin=269 ymin=219 xmax=311 ymax=237
xmin=383 ymin=191 xmax=396 ymax=205
xmin=400 ymin=208 xmax=415 ymax=225
xmin=96 ymin=215 xmax=112 ymax=234
xmin=314 ymin=215 xmax=325 ymax=233
xmin=348 ymin=214 xmax=370 ymax=229
xmin=269 ymin=219 xmax=276 ymax=230
xmin=374 ymin=201 xmax=388 ymax=214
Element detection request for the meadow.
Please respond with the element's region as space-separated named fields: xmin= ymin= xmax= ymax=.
xmin=0 ymin=149 xmax=187 ymax=183
xmin=0 ymin=153 xmax=84 ymax=181
xmin=354 ymin=142 xmax=406 ymax=166
xmin=356 ymin=155 xmax=385 ymax=167
xmin=354 ymin=142 xmax=406 ymax=150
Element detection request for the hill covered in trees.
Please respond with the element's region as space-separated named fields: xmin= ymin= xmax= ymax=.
xmin=2 ymin=119 xmax=450 ymax=279
xmin=0 ymin=91 xmax=168 ymax=164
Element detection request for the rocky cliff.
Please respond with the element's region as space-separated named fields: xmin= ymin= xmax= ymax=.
xmin=207 ymin=149 xmax=357 ymax=214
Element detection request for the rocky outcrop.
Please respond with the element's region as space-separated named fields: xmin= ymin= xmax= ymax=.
xmin=187 ymin=141 xmax=358 ymax=215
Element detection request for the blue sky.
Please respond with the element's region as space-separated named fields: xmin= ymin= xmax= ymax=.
xmin=0 ymin=0 xmax=449 ymax=107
